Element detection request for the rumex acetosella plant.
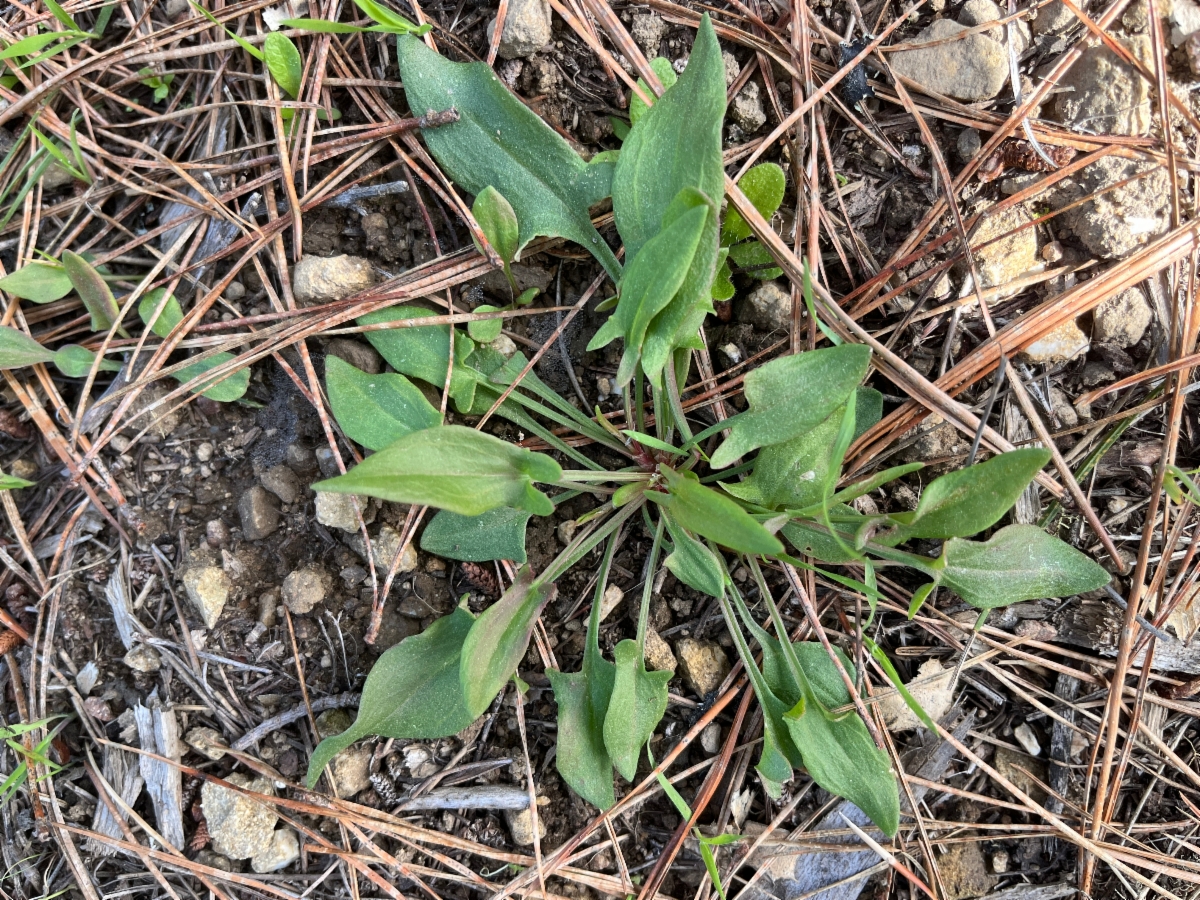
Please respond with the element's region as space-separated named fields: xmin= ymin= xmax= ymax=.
xmin=302 ymin=15 xmax=1110 ymax=835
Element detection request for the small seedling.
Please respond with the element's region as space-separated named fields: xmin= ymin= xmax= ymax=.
xmin=191 ymin=3 xmax=303 ymax=98
xmin=0 ymin=255 xmax=249 ymax=401
xmin=138 ymin=67 xmax=175 ymax=102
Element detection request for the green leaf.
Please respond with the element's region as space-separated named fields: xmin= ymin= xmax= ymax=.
xmin=395 ymin=35 xmax=620 ymax=278
xmin=264 ymin=32 xmax=303 ymax=98
xmin=547 ymin=666 xmax=615 ymax=808
xmin=189 ymin=1 xmax=264 ymax=60
xmin=652 ymin=468 xmax=782 ymax=556
xmin=725 ymin=405 xmax=844 ymax=511
xmin=549 ymin=537 xmax=620 ymax=808
xmin=52 ymin=344 xmax=121 ymax=377
xmin=305 ymin=606 xmax=477 ymax=787
xmin=939 ymin=525 xmax=1110 ymax=610
xmin=0 ymin=326 xmax=53 ymax=368
xmin=710 ymin=345 xmax=871 ymax=469
xmin=0 ymin=471 xmax=34 ymax=491
xmin=472 ymin=186 xmax=519 ymax=267
xmin=723 ymin=163 xmax=785 ymax=244
xmin=614 ymin=15 xmax=723 ymax=264
xmin=612 ymin=15 xmax=724 ymax=377
xmin=727 ymin=240 xmax=781 ymax=280
xmin=137 ymin=288 xmax=183 ymax=338
xmin=43 ymin=0 xmax=82 ymax=31
xmin=663 ymin=518 xmax=727 ymax=598
xmin=779 ymin=517 xmax=863 ymax=564
xmin=325 ymin=355 xmax=440 ymax=451
xmin=629 ymin=57 xmax=678 ymax=126
xmin=420 ymin=507 xmax=532 ymax=563
xmin=460 ymin=567 xmax=554 ymax=716
xmin=353 ymin=0 xmax=430 ymax=33
xmin=359 ymin=306 xmax=476 ymax=406
xmin=0 ymin=261 xmax=72 ymax=303
xmin=603 ymin=640 xmax=671 ymax=781
xmin=783 ymin=677 xmax=899 ymax=836
xmin=711 ymin=252 xmax=734 ymax=302
xmin=723 ymin=590 xmax=803 ymax=786
xmin=467 ymin=304 xmax=504 ymax=344
xmin=174 ymin=352 xmax=251 ymax=401
xmin=854 ymin=387 xmax=883 ymax=439
xmin=313 ymin=424 xmax=561 ymax=516
xmin=587 ymin=190 xmax=709 ymax=386
xmin=278 ymin=17 xmax=373 ymax=32
xmin=62 ymin=251 xmax=121 ymax=333
xmin=0 ymin=32 xmax=80 ymax=61
xmin=880 ymin=448 xmax=1051 ymax=544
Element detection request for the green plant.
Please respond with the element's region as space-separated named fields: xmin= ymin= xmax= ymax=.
xmin=0 ymin=717 xmax=67 ymax=806
xmin=191 ymin=3 xmax=303 ymax=98
xmin=0 ymin=256 xmax=249 ymax=401
xmin=713 ymin=162 xmax=785 ymax=301
xmin=0 ymin=470 xmax=33 ymax=491
xmin=138 ymin=66 xmax=175 ymax=102
xmin=302 ymin=15 xmax=1109 ymax=836
xmin=280 ymin=0 xmax=430 ymax=36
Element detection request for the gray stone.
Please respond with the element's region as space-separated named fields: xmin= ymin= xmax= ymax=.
xmin=489 ymin=334 xmax=518 ymax=358
xmin=123 ymin=644 xmax=161 ymax=673
xmin=1049 ymin=386 xmax=1079 ymax=428
xmin=700 ymin=722 xmax=721 ymax=754
xmin=729 ymin=81 xmax=766 ymax=134
xmin=1033 ymin=0 xmax=1076 ymax=34
xmin=239 ymin=486 xmax=280 ymax=540
xmin=1171 ymin=0 xmax=1200 ymax=45
xmin=486 ymin=0 xmax=552 ymax=59
xmin=251 ymin=828 xmax=299 ymax=874
xmin=326 ymin=338 xmax=382 ymax=375
xmin=889 ymin=19 xmax=1009 ymax=101
xmin=644 ymin=629 xmax=677 ymax=671
xmin=185 ymin=726 xmax=228 ymax=761
xmin=676 ymin=638 xmax=729 ymax=697
xmin=42 ymin=162 xmax=78 ymax=191
xmin=958 ymin=0 xmax=1030 ymax=52
xmin=349 ymin=524 xmax=418 ymax=574
xmin=293 ymin=255 xmax=376 ymax=306
xmin=599 ymin=584 xmax=623 ymax=623
xmin=182 ymin=566 xmax=230 ymax=628
xmin=331 ymin=745 xmax=373 ymax=796
xmin=201 ymin=773 xmax=277 ymax=860
xmin=1094 ymin=287 xmax=1152 ymax=347
xmin=738 ymin=280 xmax=792 ymax=333
xmin=938 ymin=842 xmax=993 ymax=900
xmin=631 ymin=13 xmax=666 ymax=55
xmin=957 ymin=127 xmax=982 ymax=161
xmin=282 ymin=565 xmax=332 ymax=615
xmin=722 ymin=51 xmax=741 ymax=88
xmin=1018 ymin=318 xmax=1090 ymax=365
xmin=505 ymin=802 xmax=548 ymax=845
xmin=315 ymin=709 xmax=353 ymax=739
xmin=224 ymin=281 xmax=246 ymax=302
xmin=961 ymin=201 xmax=1039 ymax=300
xmin=1054 ymin=38 xmax=1152 ymax=135
xmin=260 ymin=465 xmax=301 ymax=505
xmin=1057 ymin=157 xmax=1169 ymax=259
xmin=315 ymin=491 xmax=369 ymax=532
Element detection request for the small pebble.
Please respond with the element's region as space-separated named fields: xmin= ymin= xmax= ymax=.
xmin=1013 ymin=722 xmax=1042 ymax=756
xmin=195 ymin=442 xmax=215 ymax=462
xmin=700 ymin=722 xmax=721 ymax=754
